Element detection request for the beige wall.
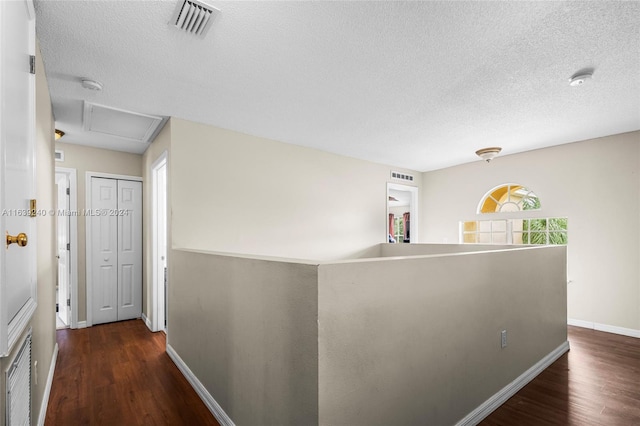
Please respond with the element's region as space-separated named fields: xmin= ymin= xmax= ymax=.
xmin=170 ymin=118 xmax=420 ymax=261
xmin=381 ymin=242 xmax=513 ymax=257
xmin=170 ymin=249 xmax=319 ymax=425
xmin=318 ymin=245 xmax=567 ymax=425
xmin=0 ymin=43 xmax=57 ymax=424
xmin=31 ymin=42 xmax=58 ymax=424
xmin=169 ymin=244 xmax=566 ymax=425
xmin=141 ymin=122 xmax=171 ymax=325
xmin=53 ymin=142 xmax=142 ymax=322
xmin=420 ymin=131 xmax=640 ymax=332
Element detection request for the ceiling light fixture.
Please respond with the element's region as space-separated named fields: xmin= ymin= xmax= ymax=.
xmin=569 ymin=72 xmax=593 ymax=87
xmin=475 ymin=147 xmax=502 ymax=163
xmin=54 ymin=129 xmax=65 ymax=140
xmin=81 ymin=78 xmax=103 ymax=91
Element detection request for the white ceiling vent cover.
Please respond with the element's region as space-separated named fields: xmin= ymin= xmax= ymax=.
xmin=170 ymin=0 xmax=220 ymax=38
xmin=83 ymin=102 xmax=166 ymax=144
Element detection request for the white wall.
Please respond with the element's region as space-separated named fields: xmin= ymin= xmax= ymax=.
xmin=420 ymin=131 xmax=640 ymax=333
xmin=170 ymin=118 xmax=420 ymax=261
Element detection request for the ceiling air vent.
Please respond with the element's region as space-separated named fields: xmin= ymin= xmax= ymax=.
xmin=170 ymin=0 xmax=220 ymax=38
xmin=391 ymin=171 xmax=414 ymax=182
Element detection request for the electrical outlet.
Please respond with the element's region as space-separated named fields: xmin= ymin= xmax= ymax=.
xmin=501 ymin=330 xmax=507 ymax=348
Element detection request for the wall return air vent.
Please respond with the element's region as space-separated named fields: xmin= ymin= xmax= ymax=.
xmin=391 ymin=171 xmax=414 ymax=182
xmin=170 ymin=0 xmax=220 ymax=38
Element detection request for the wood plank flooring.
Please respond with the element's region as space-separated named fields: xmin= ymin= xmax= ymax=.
xmin=45 ymin=322 xmax=639 ymax=425
xmin=481 ymin=326 xmax=640 ymax=426
xmin=45 ymin=319 xmax=219 ymax=426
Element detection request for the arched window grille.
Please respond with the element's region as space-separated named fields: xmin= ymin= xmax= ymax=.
xmin=478 ymin=183 xmax=540 ymax=214
xmin=462 ymin=184 xmax=567 ymax=245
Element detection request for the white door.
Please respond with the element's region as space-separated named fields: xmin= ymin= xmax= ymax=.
xmin=55 ymin=172 xmax=70 ymax=326
xmin=90 ymin=177 xmax=142 ymax=325
xmin=91 ymin=178 xmax=118 ymax=325
xmin=116 ymin=180 xmax=142 ymax=321
xmin=153 ymin=157 xmax=167 ymax=332
xmin=0 ymin=0 xmax=37 ymax=356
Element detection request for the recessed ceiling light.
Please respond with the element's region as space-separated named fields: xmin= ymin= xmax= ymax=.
xmin=569 ymin=72 xmax=593 ymax=87
xmin=81 ymin=78 xmax=103 ymax=91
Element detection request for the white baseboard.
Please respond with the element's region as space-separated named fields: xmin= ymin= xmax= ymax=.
xmin=37 ymin=343 xmax=58 ymax=426
xmin=76 ymin=321 xmax=87 ymax=329
xmin=568 ymin=318 xmax=640 ymax=338
xmin=141 ymin=313 xmax=152 ymax=331
xmin=456 ymin=340 xmax=570 ymax=426
xmin=166 ymin=344 xmax=235 ymax=426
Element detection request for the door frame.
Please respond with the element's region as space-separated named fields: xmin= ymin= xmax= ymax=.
xmin=150 ymin=151 xmax=168 ymax=332
xmin=85 ymin=171 xmax=142 ymax=327
xmin=386 ymin=183 xmax=419 ymax=243
xmin=55 ymin=167 xmax=78 ymax=329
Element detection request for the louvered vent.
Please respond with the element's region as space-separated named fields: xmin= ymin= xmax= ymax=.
xmin=170 ymin=0 xmax=220 ymax=38
xmin=6 ymin=330 xmax=32 ymax=426
xmin=391 ymin=171 xmax=414 ymax=182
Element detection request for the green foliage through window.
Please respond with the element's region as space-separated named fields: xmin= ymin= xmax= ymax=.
xmin=461 ymin=217 xmax=568 ymax=245
xmin=522 ymin=218 xmax=568 ymax=245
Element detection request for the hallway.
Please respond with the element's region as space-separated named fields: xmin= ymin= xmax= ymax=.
xmin=45 ymin=320 xmax=219 ymax=425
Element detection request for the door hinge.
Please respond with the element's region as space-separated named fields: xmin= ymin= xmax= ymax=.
xmin=66 ymin=187 xmax=70 ymax=195
xmin=67 ymin=298 xmax=71 ymax=307
xmin=66 ymin=243 xmax=70 ymax=250
xmin=29 ymin=55 xmax=36 ymax=74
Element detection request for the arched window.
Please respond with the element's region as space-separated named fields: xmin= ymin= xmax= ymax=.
xmin=462 ymin=184 xmax=567 ymax=245
xmin=478 ymin=184 xmax=540 ymax=214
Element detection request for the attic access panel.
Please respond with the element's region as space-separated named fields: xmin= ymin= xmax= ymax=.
xmin=83 ymin=102 xmax=166 ymax=144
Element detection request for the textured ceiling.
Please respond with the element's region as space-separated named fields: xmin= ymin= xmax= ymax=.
xmin=36 ymin=1 xmax=640 ymax=171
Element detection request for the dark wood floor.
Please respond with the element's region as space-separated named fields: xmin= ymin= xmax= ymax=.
xmin=482 ymin=326 xmax=640 ymax=426
xmin=45 ymin=319 xmax=219 ymax=426
xmin=46 ymin=322 xmax=639 ymax=426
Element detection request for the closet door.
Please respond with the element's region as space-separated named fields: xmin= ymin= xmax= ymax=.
xmin=91 ymin=178 xmax=118 ymax=325
xmin=117 ymin=180 xmax=142 ymax=321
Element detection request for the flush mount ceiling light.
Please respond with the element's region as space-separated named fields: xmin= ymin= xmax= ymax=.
xmin=475 ymin=147 xmax=502 ymax=163
xmin=81 ymin=78 xmax=103 ymax=91
xmin=54 ymin=129 xmax=65 ymax=140
xmin=569 ymin=71 xmax=593 ymax=87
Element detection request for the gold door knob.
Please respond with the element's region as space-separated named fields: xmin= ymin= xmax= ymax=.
xmin=6 ymin=232 xmax=28 ymax=248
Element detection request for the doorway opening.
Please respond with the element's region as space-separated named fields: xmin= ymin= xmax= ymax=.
xmin=387 ymin=183 xmax=418 ymax=243
xmin=55 ymin=167 xmax=78 ymax=329
xmin=151 ymin=152 xmax=168 ymax=333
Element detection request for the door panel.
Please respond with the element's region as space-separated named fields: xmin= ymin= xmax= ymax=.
xmin=0 ymin=0 xmax=36 ymax=355
xmin=117 ymin=180 xmax=142 ymax=320
xmin=3 ymin=0 xmax=35 ymax=321
xmin=91 ymin=178 xmax=118 ymax=325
